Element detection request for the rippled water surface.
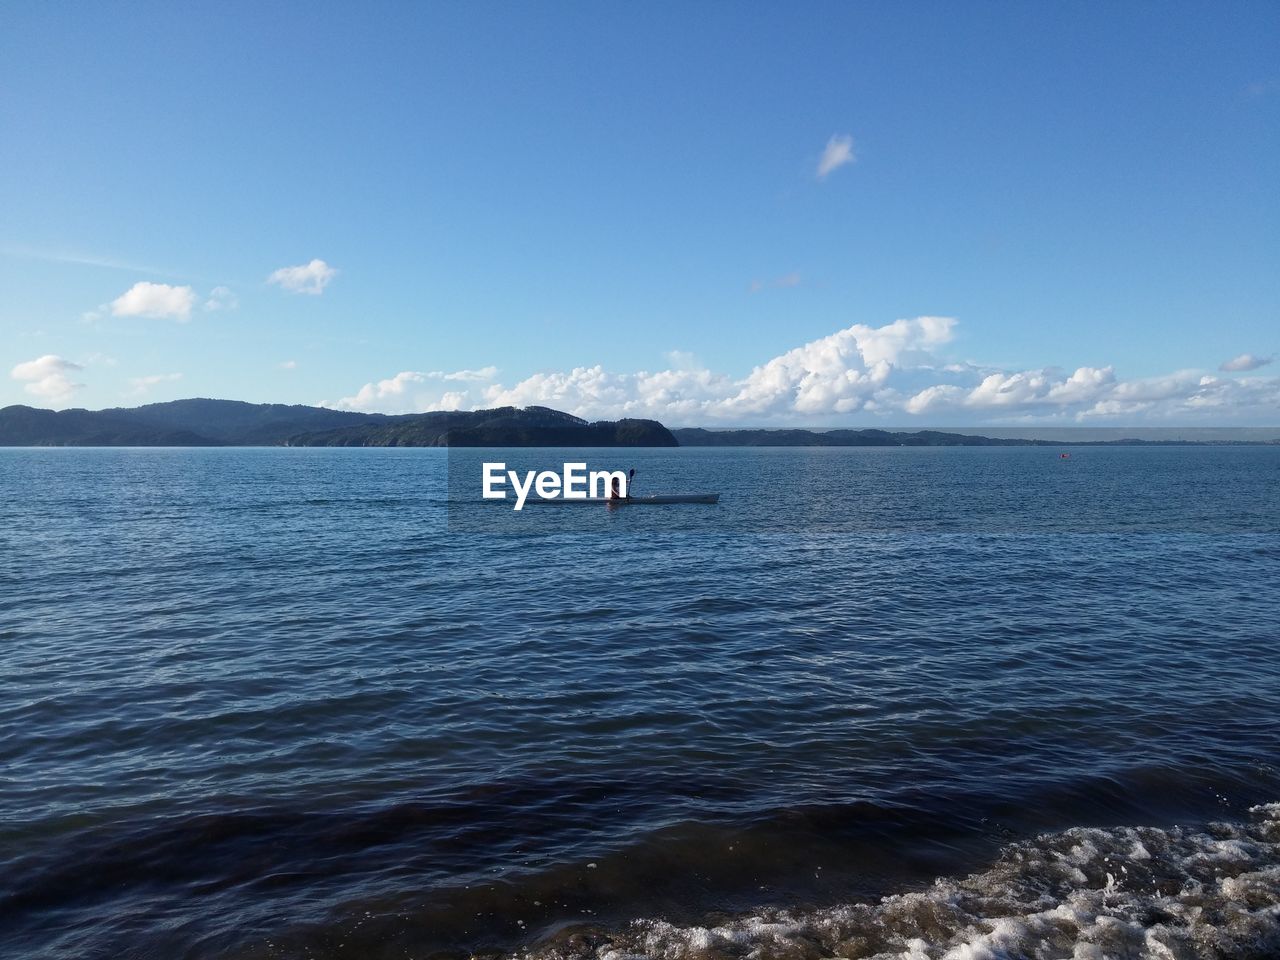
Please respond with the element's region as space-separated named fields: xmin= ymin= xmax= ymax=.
xmin=2 ymin=446 xmax=1278 ymax=959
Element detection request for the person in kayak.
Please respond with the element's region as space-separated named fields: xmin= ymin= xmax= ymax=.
xmin=608 ymin=468 xmax=634 ymax=501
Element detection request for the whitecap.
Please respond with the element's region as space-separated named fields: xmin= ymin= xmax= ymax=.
xmin=512 ymin=803 xmax=1280 ymax=960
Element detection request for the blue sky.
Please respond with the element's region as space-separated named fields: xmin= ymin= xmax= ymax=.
xmin=2 ymin=1 xmax=1277 ymax=424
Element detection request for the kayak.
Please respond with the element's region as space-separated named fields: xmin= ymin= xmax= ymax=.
xmin=526 ymin=493 xmax=720 ymax=505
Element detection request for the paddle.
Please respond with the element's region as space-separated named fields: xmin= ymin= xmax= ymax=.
xmin=627 ymin=467 xmax=635 ymax=499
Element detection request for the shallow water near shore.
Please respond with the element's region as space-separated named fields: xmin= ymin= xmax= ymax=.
xmin=2 ymin=446 xmax=1278 ymax=959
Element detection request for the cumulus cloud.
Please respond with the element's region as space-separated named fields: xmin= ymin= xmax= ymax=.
xmin=904 ymin=366 xmax=1280 ymax=421
xmin=268 ymin=259 xmax=337 ymax=295
xmin=110 ymin=281 xmax=197 ymax=321
xmin=816 ymin=134 xmax=855 ymax=179
xmin=128 ymin=372 xmax=183 ymax=396
xmin=329 ymin=367 xmax=504 ymax=411
xmin=325 ymin=317 xmax=1280 ymax=424
xmin=336 ymin=370 xmax=427 ymax=409
xmin=327 ymin=318 xmax=955 ymax=419
xmin=907 ymin=367 xmax=1118 ymax=414
xmin=11 ymin=355 xmax=85 ymax=404
xmin=429 ymin=366 xmax=498 ymax=382
xmin=1220 ymin=353 xmax=1273 ymax=372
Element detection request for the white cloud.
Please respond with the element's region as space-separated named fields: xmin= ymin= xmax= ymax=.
xmin=816 ymin=134 xmax=855 ymax=179
xmin=1220 ymin=353 xmax=1273 ymax=372
xmin=707 ymin=316 xmax=955 ymax=417
xmin=903 ymin=365 xmax=1280 ymax=422
xmin=110 ymin=281 xmax=197 ymax=321
xmin=907 ymin=366 xmax=1119 ymax=413
xmin=128 ymin=372 xmax=183 ymax=396
xmin=325 ymin=317 xmax=1280 ymax=424
xmin=279 ymin=360 xmax=298 ymax=370
xmin=328 ymin=318 xmax=954 ymax=419
xmin=904 ymin=384 xmax=964 ymax=414
xmin=204 ymin=286 xmax=238 ymax=312
xmin=331 ymin=371 xmax=427 ymax=410
xmin=329 ymin=367 xmax=504 ymax=411
xmin=11 ymin=355 xmax=85 ymax=404
xmin=428 ymin=366 xmax=498 ymax=382
xmin=268 ymin=259 xmax=337 ymax=295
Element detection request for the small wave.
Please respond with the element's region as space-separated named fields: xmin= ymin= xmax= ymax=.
xmin=513 ymin=803 xmax=1280 ymax=960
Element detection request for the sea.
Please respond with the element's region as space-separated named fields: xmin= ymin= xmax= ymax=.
xmin=2 ymin=445 xmax=1278 ymax=960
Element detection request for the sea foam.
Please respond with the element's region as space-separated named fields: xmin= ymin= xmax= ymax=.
xmin=514 ymin=803 xmax=1280 ymax=960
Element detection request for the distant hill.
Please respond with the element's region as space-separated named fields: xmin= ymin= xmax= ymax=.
xmin=3 ymin=400 xmax=1272 ymax=447
xmin=289 ymin=406 xmax=677 ymax=447
xmin=119 ymin=398 xmax=376 ymax=444
xmin=0 ymin=400 xmax=677 ymax=447
xmin=0 ymin=404 xmax=217 ymax=446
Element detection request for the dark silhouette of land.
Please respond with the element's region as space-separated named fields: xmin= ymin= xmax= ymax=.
xmin=1 ymin=399 xmax=1274 ymax=446
xmin=0 ymin=400 xmax=676 ymax=447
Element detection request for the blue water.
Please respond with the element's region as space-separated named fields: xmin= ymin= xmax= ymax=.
xmin=1 ymin=446 xmax=1278 ymax=959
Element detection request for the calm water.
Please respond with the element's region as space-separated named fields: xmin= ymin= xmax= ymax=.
xmin=2 ymin=446 xmax=1278 ymax=959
